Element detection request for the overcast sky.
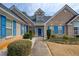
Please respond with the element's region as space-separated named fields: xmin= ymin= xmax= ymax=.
xmin=3 ymin=3 xmax=79 ymax=16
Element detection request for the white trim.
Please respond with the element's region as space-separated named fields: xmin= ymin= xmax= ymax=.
xmin=67 ymin=15 xmax=79 ymax=25
xmin=44 ymin=4 xmax=78 ymax=25
xmin=0 ymin=7 xmax=20 ymax=21
xmin=0 ymin=7 xmax=27 ymax=25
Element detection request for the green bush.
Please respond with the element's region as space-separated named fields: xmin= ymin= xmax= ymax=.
xmin=63 ymin=35 xmax=69 ymax=39
xmin=47 ymin=29 xmax=51 ymax=39
xmin=29 ymin=30 xmax=32 ymax=40
xmin=7 ymin=40 xmax=32 ymax=56
xmin=51 ymin=35 xmax=56 ymax=38
xmin=75 ymin=35 xmax=79 ymax=38
xmin=63 ymin=35 xmax=69 ymax=43
xmin=23 ymin=33 xmax=30 ymax=39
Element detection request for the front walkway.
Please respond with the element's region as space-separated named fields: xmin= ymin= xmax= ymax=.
xmin=31 ymin=37 xmax=51 ymax=56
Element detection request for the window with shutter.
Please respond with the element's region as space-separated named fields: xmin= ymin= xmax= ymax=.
xmin=6 ymin=19 xmax=12 ymax=36
xmin=1 ymin=15 xmax=6 ymax=38
xmin=54 ymin=25 xmax=58 ymax=34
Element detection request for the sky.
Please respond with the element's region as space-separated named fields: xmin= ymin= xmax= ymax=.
xmin=3 ymin=3 xmax=79 ymax=16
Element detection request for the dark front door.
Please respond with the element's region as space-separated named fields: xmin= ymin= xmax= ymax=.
xmin=38 ymin=28 xmax=42 ymax=36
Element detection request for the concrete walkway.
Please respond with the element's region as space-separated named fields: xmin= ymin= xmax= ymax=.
xmin=31 ymin=37 xmax=51 ymax=56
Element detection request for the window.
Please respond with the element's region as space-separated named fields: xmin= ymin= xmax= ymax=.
xmin=74 ymin=27 xmax=79 ymax=35
xmin=58 ymin=26 xmax=62 ymax=34
xmin=24 ymin=25 xmax=26 ymax=33
xmin=50 ymin=26 xmax=54 ymax=35
xmin=6 ymin=28 xmax=12 ymax=36
xmin=21 ymin=25 xmax=25 ymax=35
xmin=6 ymin=19 xmax=12 ymax=36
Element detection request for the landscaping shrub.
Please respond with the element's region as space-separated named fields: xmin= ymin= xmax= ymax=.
xmin=29 ymin=30 xmax=32 ymax=40
xmin=23 ymin=33 xmax=30 ymax=39
xmin=47 ymin=29 xmax=51 ymax=39
xmin=51 ymin=35 xmax=56 ymax=38
xmin=68 ymin=37 xmax=75 ymax=44
xmin=7 ymin=40 xmax=32 ymax=56
xmin=63 ymin=35 xmax=69 ymax=39
xmin=63 ymin=35 xmax=69 ymax=43
xmin=75 ymin=35 xmax=79 ymax=38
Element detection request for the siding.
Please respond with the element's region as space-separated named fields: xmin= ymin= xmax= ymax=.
xmin=16 ymin=23 xmax=21 ymax=35
xmin=47 ymin=9 xmax=74 ymax=26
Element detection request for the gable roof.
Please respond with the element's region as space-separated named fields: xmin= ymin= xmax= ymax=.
xmin=67 ymin=15 xmax=79 ymax=25
xmin=10 ymin=5 xmax=35 ymax=26
xmin=35 ymin=8 xmax=45 ymax=14
xmin=44 ymin=4 xmax=78 ymax=25
xmin=30 ymin=15 xmax=51 ymax=23
xmin=0 ymin=3 xmax=27 ymax=24
xmin=0 ymin=4 xmax=19 ymax=20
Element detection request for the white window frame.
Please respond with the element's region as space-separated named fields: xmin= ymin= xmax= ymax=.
xmin=58 ymin=26 xmax=62 ymax=34
xmin=50 ymin=26 xmax=54 ymax=35
xmin=6 ymin=19 xmax=13 ymax=36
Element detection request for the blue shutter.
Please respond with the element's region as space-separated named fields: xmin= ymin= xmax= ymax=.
xmin=1 ymin=15 xmax=6 ymax=38
xmin=48 ymin=26 xmax=50 ymax=30
xmin=0 ymin=17 xmax=1 ymax=38
xmin=0 ymin=28 xmax=1 ymax=38
xmin=13 ymin=20 xmax=16 ymax=36
xmin=54 ymin=25 xmax=58 ymax=34
xmin=62 ymin=26 xmax=64 ymax=34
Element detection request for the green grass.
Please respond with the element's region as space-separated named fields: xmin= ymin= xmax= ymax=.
xmin=47 ymin=37 xmax=79 ymax=45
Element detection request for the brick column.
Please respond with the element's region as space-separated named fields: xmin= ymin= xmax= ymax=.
xmin=67 ymin=24 xmax=74 ymax=37
xmin=44 ymin=25 xmax=47 ymax=39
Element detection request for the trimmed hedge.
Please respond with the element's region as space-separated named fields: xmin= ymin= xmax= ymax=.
xmin=47 ymin=29 xmax=51 ymax=39
xmin=63 ymin=35 xmax=69 ymax=39
xmin=51 ymin=35 xmax=56 ymax=38
xmin=76 ymin=35 xmax=79 ymax=38
xmin=29 ymin=30 xmax=32 ymax=40
xmin=23 ymin=33 xmax=30 ymax=39
xmin=7 ymin=40 xmax=32 ymax=56
xmin=23 ymin=30 xmax=33 ymax=40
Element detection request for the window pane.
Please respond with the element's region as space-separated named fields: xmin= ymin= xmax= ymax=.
xmin=58 ymin=26 xmax=62 ymax=30
xmin=74 ymin=27 xmax=78 ymax=35
xmin=22 ymin=25 xmax=25 ymax=35
xmin=6 ymin=19 xmax=12 ymax=28
xmin=6 ymin=28 xmax=12 ymax=36
xmin=6 ymin=19 xmax=12 ymax=36
xmin=74 ymin=27 xmax=78 ymax=30
xmin=58 ymin=26 xmax=62 ymax=34
xmin=51 ymin=26 xmax=54 ymax=35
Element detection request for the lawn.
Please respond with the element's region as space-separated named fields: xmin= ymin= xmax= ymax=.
xmin=47 ymin=37 xmax=79 ymax=45
xmin=47 ymin=42 xmax=79 ymax=56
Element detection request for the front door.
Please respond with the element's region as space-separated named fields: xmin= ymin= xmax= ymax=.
xmin=38 ymin=28 xmax=41 ymax=36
